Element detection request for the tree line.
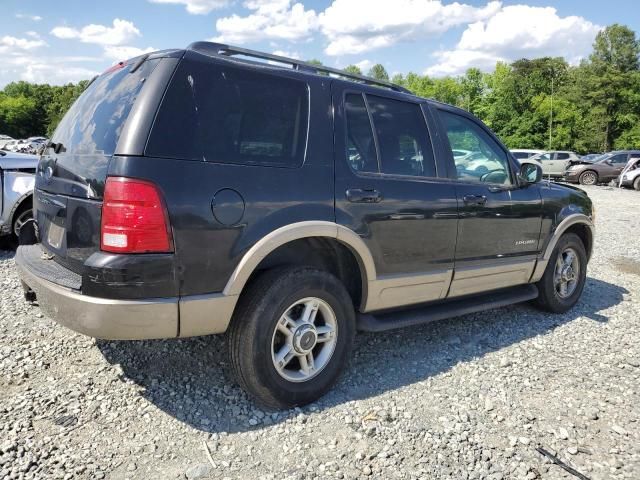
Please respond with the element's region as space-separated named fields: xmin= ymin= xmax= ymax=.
xmin=1 ymin=24 xmax=638 ymax=153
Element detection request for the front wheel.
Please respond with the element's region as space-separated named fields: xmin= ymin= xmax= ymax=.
xmin=534 ymin=233 xmax=587 ymax=313
xmin=634 ymin=177 xmax=640 ymax=191
xmin=579 ymin=170 xmax=598 ymax=185
xmin=228 ymin=267 xmax=355 ymax=409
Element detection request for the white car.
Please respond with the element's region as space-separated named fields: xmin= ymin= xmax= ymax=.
xmin=510 ymin=149 xmax=544 ymax=161
xmin=619 ymin=157 xmax=640 ymax=190
xmin=0 ymin=150 xmax=38 ymax=238
xmin=530 ymin=151 xmax=581 ymax=177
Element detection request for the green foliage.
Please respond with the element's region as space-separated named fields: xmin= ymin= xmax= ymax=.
xmin=0 ymin=80 xmax=88 ymax=138
xmin=343 ymin=64 xmax=362 ymax=76
xmin=368 ymin=64 xmax=389 ymax=81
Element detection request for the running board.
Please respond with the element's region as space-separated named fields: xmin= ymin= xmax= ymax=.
xmin=357 ymin=284 xmax=539 ymax=332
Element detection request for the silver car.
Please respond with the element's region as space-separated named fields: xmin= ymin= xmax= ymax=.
xmin=0 ymin=150 xmax=38 ymax=238
xmin=530 ymin=151 xmax=581 ymax=177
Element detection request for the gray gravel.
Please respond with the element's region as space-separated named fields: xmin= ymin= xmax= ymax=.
xmin=1 ymin=184 xmax=639 ymax=480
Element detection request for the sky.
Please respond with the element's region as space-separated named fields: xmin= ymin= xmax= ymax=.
xmin=1 ymin=0 xmax=639 ymax=87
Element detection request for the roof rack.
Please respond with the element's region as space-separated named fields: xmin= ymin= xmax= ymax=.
xmin=187 ymin=41 xmax=411 ymax=94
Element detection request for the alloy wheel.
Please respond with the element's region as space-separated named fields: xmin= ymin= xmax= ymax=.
xmin=553 ymin=247 xmax=580 ymax=299
xmin=271 ymin=297 xmax=338 ymax=383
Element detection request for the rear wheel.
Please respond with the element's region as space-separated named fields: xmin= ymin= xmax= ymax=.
xmin=228 ymin=267 xmax=355 ymax=409
xmin=534 ymin=233 xmax=587 ymax=313
xmin=579 ymin=170 xmax=598 ymax=185
xmin=634 ymin=177 xmax=640 ymax=191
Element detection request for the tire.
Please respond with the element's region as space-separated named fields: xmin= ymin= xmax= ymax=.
xmin=12 ymin=200 xmax=33 ymax=241
xmin=534 ymin=233 xmax=587 ymax=313
xmin=634 ymin=177 xmax=640 ymax=191
xmin=578 ymin=170 xmax=598 ymax=185
xmin=227 ymin=266 xmax=356 ymax=409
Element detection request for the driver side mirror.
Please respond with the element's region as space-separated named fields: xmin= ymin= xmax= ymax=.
xmin=518 ymin=161 xmax=543 ymax=185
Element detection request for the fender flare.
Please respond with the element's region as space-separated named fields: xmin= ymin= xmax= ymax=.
xmin=222 ymin=221 xmax=377 ymax=306
xmin=530 ymin=213 xmax=595 ymax=282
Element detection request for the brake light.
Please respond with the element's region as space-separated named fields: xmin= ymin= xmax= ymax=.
xmin=101 ymin=177 xmax=173 ymax=253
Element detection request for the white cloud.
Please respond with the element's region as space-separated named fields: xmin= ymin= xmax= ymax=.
xmin=15 ymin=13 xmax=42 ymax=21
xmin=272 ymin=49 xmax=300 ymax=59
xmin=103 ymin=45 xmax=156 ymax=61
xmin=426 ymin=5 xmax=601 ymax=76
xmin=0 ymin=35 xmax=47 ymax=54
xmin=51 ymin=19 xmax=141 ymax=46
xmin=318 ymin=0 xmax=502 ymax=56
xmin=148 ymin=0 xmax=230 ymax=14
xmin=355 ymin=59 xmax=372 ymax=72
xmin=0 ymin=55 xmax=99 ymax=86
xmin=214 ymin=0 xmax=318 ymax=44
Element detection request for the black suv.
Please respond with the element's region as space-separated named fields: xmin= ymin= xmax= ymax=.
xmin=16 ymin=43 xmax=595 ymax=409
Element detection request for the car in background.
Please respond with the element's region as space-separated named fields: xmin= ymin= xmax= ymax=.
xmin=510 ymin=149 xmax=544 ymax=161
xmin=619 ymin=157 xmax=640 ymax=190
xmin=565 ymin=150 xmax=640 ymax=185
xmin=0 ymin=150 xmax=37 ymax=239
xmin=0 ymin=135 xmax=14 ymax=148
xmin=530 ymin=151 xmax=581 ymax=177
xmin=571 ymin=153 xmax=602 ymax=165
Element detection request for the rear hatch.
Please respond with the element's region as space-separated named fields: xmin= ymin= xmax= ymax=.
xmin=35 ymin=57 xmax=163 ymax=272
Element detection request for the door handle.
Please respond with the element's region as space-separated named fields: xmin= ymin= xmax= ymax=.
xmin=463 ymin=194 xmax=487 ymax=206
xmin=346 ymin=188 xmax=382 ymax=203
xmin=389 ymin=213 xmax=425 ymax=220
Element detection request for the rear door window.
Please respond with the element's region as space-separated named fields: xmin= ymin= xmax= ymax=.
xmin=367 ymin=95 xmax=436 ymax=178
xmin=344 ymin=93 xmax=378 ymax=173
xmin=50 ymin=59 xmax=160 ymax=155
xmin=556 ymin=153 xmax=570 ymax=160
xmin=147 ymin=59 xmax=309 ymax=168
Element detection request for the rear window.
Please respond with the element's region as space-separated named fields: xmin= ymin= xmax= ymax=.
xmin=147 ymin=58 xmax=309 ymax=168
xmin=50 ymin=59 xmax=160 ymax=156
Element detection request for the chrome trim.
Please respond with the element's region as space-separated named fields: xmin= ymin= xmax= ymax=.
xmin=530 ymin=214 xmax=595 ymax=282
xmin=16 ymin=260 xmax=178 ymax=340
xmin=448 ymin=258 xmax=536 ymax=298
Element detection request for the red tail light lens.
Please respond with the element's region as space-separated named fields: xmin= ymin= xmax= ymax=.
xmin=101 ymin=177 xmax=173 ymax=253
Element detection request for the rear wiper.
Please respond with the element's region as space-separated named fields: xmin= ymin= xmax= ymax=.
xmin=47 ymin=141 xmax=66 ymax=154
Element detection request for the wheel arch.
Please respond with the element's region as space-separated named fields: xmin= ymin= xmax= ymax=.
xmin=530 ymin=213 xmax=594 ymax=282
xmin=9 ymin=192 xmax=33 ymax=230
xmin=222 ymin=221 xmax=376 ymax=311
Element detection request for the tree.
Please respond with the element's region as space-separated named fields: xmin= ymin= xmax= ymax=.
xmin=591 ymin=24 xmax=640 ymax=73
xmin=367 ymin=64 xmax=389 ymax=81
xmin=343 ymin=64 xmax=362 ymax=76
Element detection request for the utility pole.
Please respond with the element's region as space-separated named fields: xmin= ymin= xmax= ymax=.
xmin=549 ymin=74 xmax=554 ymax=150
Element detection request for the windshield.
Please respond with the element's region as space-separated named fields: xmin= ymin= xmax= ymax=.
xmin=49 ymin=59 xmax=160 ymax=156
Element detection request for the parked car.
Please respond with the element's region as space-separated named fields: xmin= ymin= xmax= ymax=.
xmin=571 ymin=153 xmax=602 ymax=165
xmin=0 ymin=135 xmax=14 ymax=149
xmin=565 ymin=150 xmax=640 ymax=185
xmin=15 ymin=43 xmax=595 ymax=409
xmin=530 ymin=151 xmax=581 ymax=177
xmin=510 ymin=149 xmax=544 ymax=160
xmin=618 ymin=156 xmax=640 ymax=190
xmin=0 ymin=150 xmax=37 ymax=239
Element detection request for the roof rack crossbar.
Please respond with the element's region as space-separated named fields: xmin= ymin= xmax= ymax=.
xmin=187 ymin=41 xmax=411 ymax=94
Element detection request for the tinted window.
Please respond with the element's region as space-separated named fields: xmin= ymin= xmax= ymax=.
xmin=512 ymin=152 xmax=530 ymax=159
xmin=367 ymin=95 xmax=436 ymax=177
xmin=148 ymin=59 xmax=309 ymax=168
xmin=51 ymin=59 xmax=160 ymax=155
xmin=556 ymin=152 xmax=570 ymax=160
xmin=610 ymin=153 xmax=628 ymax=164
xmin=345 ymin=94 xmax=378 ymax=173
xmin=440 ymin=110 xmax=511 ymax=185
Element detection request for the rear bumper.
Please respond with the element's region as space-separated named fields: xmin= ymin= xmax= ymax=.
xmin=15 ymin=245 xmax=236 ymax=340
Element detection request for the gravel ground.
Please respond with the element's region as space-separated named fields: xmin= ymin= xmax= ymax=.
xmin=1 ymin=185 xmax=639 ymax=480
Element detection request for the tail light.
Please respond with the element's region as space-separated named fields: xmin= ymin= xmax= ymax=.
xmin=101 ymin=177 xmax=173 ymax=253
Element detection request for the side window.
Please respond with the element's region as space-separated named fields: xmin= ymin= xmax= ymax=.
xmin=147 ymin=59 xmax=309 ymax=167
xmin=344 ymin=94 xmax=378 ymax=173
xmin=538 ymin=153 xmax=552 ymax=162
xmin=439 ymin=110 xmax=511 ymax=185
xmin=610 ymin=154 xmax=628 ymax=164
xmin=556 ymin=153 xmax=570 ymax=160
xmin=367 ymin=95 xmax=436 ymax=177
